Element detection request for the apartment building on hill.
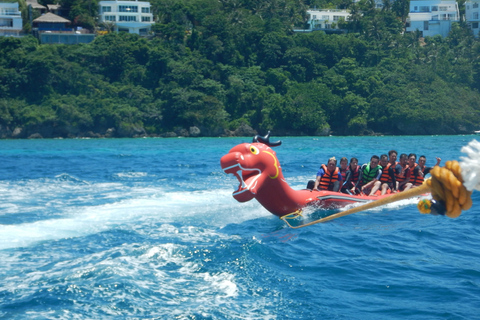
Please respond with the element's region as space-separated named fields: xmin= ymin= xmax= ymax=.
xmin=0 ymin=1 xmax=22 ymax=36
xmin=294 ymin=9 xmax=350 ymax=33
xmin=406 ymin=0 xmax=460 ymax=37
xmin=98 ymin=0 xmax=154 ymax=35
xmin=465 ymin=0 xmax=480 ymax=37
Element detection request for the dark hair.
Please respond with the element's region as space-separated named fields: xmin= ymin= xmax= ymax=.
xmin=408 ymin=153 xmax=417 ymax=160
xmin=350 ymin=157 xmax=358 ymax=163
xmin=419 ymin=155 xmax=426 ymax=160
xmin=371 ymin=155 xmax=380 ymax=161
xmin=388 ymin=150 xmax=398 ymax=156
xmin=340 ymin=157 xmax=348 ymax=163
xmin=400 ymin=153 xmax=408 ymax=160
xmin=380 ymin=154 xmax=388 ymax=160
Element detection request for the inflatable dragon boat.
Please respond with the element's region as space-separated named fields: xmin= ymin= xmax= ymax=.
xmin=220 ymin=132 xmax=393 ymax=218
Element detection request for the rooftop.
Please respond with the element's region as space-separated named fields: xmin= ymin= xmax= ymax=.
xmin=33 ymin=12 xmax=71 ymax=23
xmin=26 ymin=0 xmax=46 ymax=9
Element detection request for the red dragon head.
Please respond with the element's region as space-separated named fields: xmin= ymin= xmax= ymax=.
xmin=220 ymin=132 xmax=282 ymax=202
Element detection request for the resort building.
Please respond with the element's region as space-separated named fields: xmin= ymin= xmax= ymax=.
xmin=372 ymin=0 xmax=390 ymax=9
xmin=465 ymin=0 xmax=480 ymax=37
xmin=32 ymin=12 xmax=95 ymax=44
xmin=26 ymin=0 xmax=46 ymax=14
xmin=46 ymin=4 xmax=68 ymax=18
xmin=33 ymin=12 xmax=71 ymax=32
xmin=406 ymin=0 xmax=460 ymax=37
xmin=98 ymin=0 xmax=154 ymax=35
xmin=294 ymin=9 xmax=350 ymax=33
xmin=0 ymin=1 xmax=22 ymax=37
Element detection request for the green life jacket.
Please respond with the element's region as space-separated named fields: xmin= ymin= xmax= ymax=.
xmin=362 ymin=163 xmax=381 ymax=184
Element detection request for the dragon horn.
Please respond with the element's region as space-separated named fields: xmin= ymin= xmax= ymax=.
xmin=253 ymin=131 xmax=282 ymax=147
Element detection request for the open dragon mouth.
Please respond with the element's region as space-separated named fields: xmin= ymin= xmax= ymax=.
xmin=222 ymin=163 xmax=261 ymax=201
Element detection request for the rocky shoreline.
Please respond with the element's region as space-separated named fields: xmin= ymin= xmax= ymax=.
xmin=1 ymin=122 xmax=472 ymax=139
xmin=0 ymin=123 xmax=276 ymax=139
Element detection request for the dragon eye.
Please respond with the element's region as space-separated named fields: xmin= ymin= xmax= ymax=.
xmin=250 ymin=146 xmax=259 ymax=155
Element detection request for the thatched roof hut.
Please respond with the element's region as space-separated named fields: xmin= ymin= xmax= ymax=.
xmin=33 ymin=13 xmax=71 ymax=24
xmin=26 ymin=0 xmax=46 ymax=10
xmin=33 ymin=13 xmax=71 ymax=31
xmin=47 ymin=4 xmax=61 ymax=11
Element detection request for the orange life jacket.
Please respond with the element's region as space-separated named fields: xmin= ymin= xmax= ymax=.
xmin=319 ymin=164 xmax=340 ymax=191
xmin=379 ymin=163 xmax=392 ymax=183
xmin=410 ymin=163 xmax=424 ymax=186
xmin=395 ymin=163 xmax=409 ymax=183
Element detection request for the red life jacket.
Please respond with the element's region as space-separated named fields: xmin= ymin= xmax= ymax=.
xmin=319 ymin=164 xmax=340 ymax=191
xmin=350 ymin=165 xmax=360 ymax=183
xmin=339 ymin=167 xmax=348 ymax=181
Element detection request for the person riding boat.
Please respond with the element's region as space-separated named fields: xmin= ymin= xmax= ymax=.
xmin=403 ymin=153 xmax=421 ymax=191
xmin=411 ymin=155 xmax=442 ymax=188
xmin=386 ymin=150 xmax=401 ymax=193
xmin=371 ymin=154 xmax=394 ymax=195
xmin=342 ymin=157 xmax=360 ymax=194
xmin=339 ymin=157 xmax=349 ymax=182
xmin=313 ymin=157 xmax=343 ymax=192
xmin=396 ymin=153 xmax=410 ymax=191
xmin=356 ymin=155 xmax=382 ymax=196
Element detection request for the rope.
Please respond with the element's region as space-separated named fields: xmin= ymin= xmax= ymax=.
xmin=417 ymin=161 xmax=473 ymax=218
xmin=281 ymin=184 xmax=431 ymax=229
xmin=281 ymin=157 xmax=476 ymax=229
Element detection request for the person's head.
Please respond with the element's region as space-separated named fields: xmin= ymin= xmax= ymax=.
xmin=327 ymin=157 xmax=337 ymax=172
xmin=340 ymin=157 xmax=348 ymax=169
xmin=399 ymin=153 xmax=408 ymax=165
xmin=408 ymin=153 xmax=417 ymax=166
xmin=370 ymin=155 xmax=380 ymax=168
xmin=388 ymin=150 xmax=398 ymax=163
xmin=349 ymin=157 xmax=358 ymax=169
xmin=418 ymin=155 xmax=427 ymax=167
xmin=380 ymin=154 xmax=388 ymax=167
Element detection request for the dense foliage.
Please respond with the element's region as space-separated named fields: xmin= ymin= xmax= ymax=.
xmin=1 ymin=0 xmax=480 ymax=138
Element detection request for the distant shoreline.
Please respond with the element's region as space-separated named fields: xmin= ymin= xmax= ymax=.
xmin=2 ymin=133 xmax=479 ymax=140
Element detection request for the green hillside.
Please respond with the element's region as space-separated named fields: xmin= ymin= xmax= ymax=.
xmin=1 ymin=0 xmax=480 ymax=138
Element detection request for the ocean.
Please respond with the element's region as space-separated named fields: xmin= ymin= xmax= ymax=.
xmin=1 ymin=136 xmax=479 ymax=319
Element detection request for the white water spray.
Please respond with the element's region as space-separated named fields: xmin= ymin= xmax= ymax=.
xmin=460 ymin=140 xmax=480 ymax=192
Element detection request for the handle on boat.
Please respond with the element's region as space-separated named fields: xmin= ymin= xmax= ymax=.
xmin=281 ymin=140 xmax=480 ymax=229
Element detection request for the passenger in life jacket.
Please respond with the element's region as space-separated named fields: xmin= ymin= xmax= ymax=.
xmin=386 ymin=150 xmax=401 ymax=193
xmin=403 ymin=153 xmax=422 ymax=191
xmin=411 ymin=154 xmax=442 ymax=188
xmin=396 ymin=153 xmax=410 ymax=191
xmin=342 ymin=157 xmax=360 ymax=194
xmin=339 ymin=157 xmax=349 ymax=182
xmin=356 ymin=155 xmax=382 ymax=196
xmin=370 ymin=154 xmax=392 ymax=195
xmin=412 ymin=155 xmax=442 ymax=188
xmin=313 ymin=157 xmax=342 ymax=192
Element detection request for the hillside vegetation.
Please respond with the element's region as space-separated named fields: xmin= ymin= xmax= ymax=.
xmin=1 ymin=0 xmax=480 ymax=138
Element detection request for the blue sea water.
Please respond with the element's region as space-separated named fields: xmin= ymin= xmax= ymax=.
xmin=1 ymin=136 xmax=480 ymax=319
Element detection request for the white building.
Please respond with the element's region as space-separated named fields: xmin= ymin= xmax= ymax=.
xmin=370 ymin=0 xmax=390 ymax=9
xmin=465 ymin=0 xmax=480 ymax=37
xmin=0 ymin=1 xmax=22 ymax=37
xmin=295 ymin=9 xmax=350 ymax=33
xmin=98 ymin=0 xmax=154 ymax=35
xmin=406 ymin=0 xmax=459 ymax=37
